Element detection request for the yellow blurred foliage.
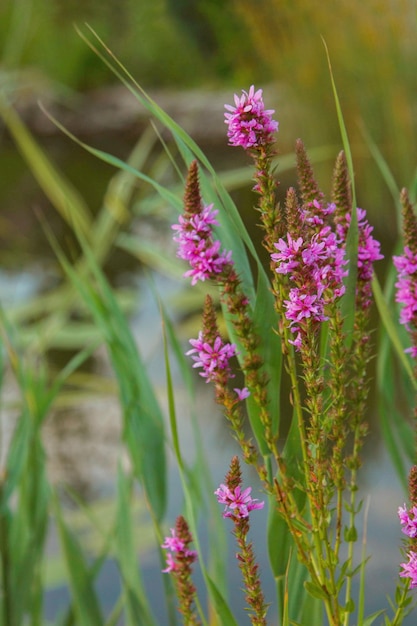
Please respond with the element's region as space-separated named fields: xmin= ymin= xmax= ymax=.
xmin=233 ymin=0 xmax=417 ymax=221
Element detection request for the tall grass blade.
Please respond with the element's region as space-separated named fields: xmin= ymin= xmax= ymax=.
xmin=40 ymin=43 xmax=285 ymax=464
xmin=37 ymin=106 xmax=182 ymax=212
xmin=322 ymin=37 xmax=358 ymax=342
xmin=0 ymin=321 xmax=51 ymax=626
xmin=373 ymin=276 xmax=416 ymax=391
xmin=44 ymin=225 xmax=167 ymax=522
xmin=53 ymin=496 xmax=104 ymax=626
xmin=0 ymin=98 xmax=92 ymax=237
xmin=360 ymin=123 xmax=402 ymax=228
xmin=160 ymin=305 xmax=235 ymax=626
xmin=115 ymin=466 xmax=157 ymax=626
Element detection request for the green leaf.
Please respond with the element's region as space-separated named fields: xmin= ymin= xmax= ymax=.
xmin=304 ymin=580 xmax=329 ymax=601
xmin=115 ymin=466 xmax=157 ymax=626
xmin=322 ymin=38 xmax=359 ymax=332
xmin=361 ymin=609 xmax=386 ymax=626
xmin=205 ymin=575 xmax=239 ymax=626
xmin=0 ymin=98 xmax=92 ymax=237
xmin=54 ymin=496 xmax=104 ymax=626
xmin=267 ymin=507 xmax=312 ymax=625
xmin=45 ymin=227 xmax=167 ymax=521
xmin=344 ymin=525 xmax=358 ymax=542
xmin=374 ymin=275 xmax=417 ymax=392
xmin=159 ymin=294 xmax=230 ymax=626
xmin=253 ymin=268 xmax=282 ymax=438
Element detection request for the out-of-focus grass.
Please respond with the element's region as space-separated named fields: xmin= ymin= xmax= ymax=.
xmin=1 ymin=12 xmax=416 ymax=622
xmin=0 ymin=0 xmax=209 ymax=90
xmin=232 ymin=0 xmax=417 ymax=228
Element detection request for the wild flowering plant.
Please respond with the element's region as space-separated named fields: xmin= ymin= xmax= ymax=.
xmin=4 ymin=26 xmax=417 ymax=625
xmin=161 ymin=85 xmax=417 ymax=625
xmin=394 ymin=189 xmax=417 ymax=597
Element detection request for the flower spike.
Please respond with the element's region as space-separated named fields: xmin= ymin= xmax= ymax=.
xmin=225 ymin=85 xmax=278 ymax=150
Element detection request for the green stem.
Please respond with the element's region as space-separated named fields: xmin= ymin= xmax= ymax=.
xmin=343 ymin=437 xmax=360 ymax=626
xmin=389 ymin=580 xmax=411 ymax=626
xmin=0 ymin=494 xmax=12 ymax=626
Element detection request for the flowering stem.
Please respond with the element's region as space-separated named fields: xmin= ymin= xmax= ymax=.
xmin=161 ymin=517 xmax=200 ymax=625
xmin=219 ymin=268 xmax=277 ymax=457
xmin=389 ymin=579 xmax=411 ymax=626
xmin=216 ymin=457 xmax=268 ymax=625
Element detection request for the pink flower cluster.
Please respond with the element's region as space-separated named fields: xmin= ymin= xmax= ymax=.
xmin=172 ymin=203 xmax=232 ymax=285
xmin=215 ymin=484 xmax=264 ymax=519
xmin=337 ymin=208 xmax=383 ymax=308
xmin=161 ymin=528 xmax=198 ymax=574
xmin=399 ymin=552 xmax=417 ymax=589
xmin=398 ymin=504 xmax=417 ymax=587
xmin=271 ymin=201 xmax=348 ymax=349
xmin=186 ymin=332 xmax=250 ymax=399
xmin=393 ymin=247 xmax=417 ymax=357
xmin=187 ymin=333 xmax=237 ymax=382
xmin=224 ymin=85 xmax=278 ymax=150
xmin=399 ymin=504 xmax=417 ymax=537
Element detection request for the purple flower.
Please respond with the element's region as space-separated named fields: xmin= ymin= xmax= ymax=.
xmin=186 ymin=333 xmax=238 ymax=383
xmin=271 ymin=233 xmax=303 ymax=275
xmin=224 ymin=85 xmax=278 ymax=150
xmin=394 ymin=247 xmax=417 ymax=275
xmin=162 ymin=552 xmax=176 ymax=574
xmin=337 ymin=207 xmax=383 ymax=308
xmin=172 ymin=203 xmax=232 ymax=285
xmin=284 ymin=289 xmax=326 ymax=325
xmin=215 ymin=484 xmax=264 ymax=519
xmin=398 ymin=504 xmax=417 ymax=538
xmin=302 ymin=199 xmax=336 ymax=227
xmin=233 ymin=387 xmax=251 ymax=401
xmin=272 ymin=219 xmax=348 ymax=347
xmin=161 ymin=528 xmax=197 ymax=574
xmin=161 ymin=528 xmax=186 ymax=552
xmin=271 ymin=202 xmax=384 ymax=349
xmin=399 ymin=551 xmax=417 ymax=588
xmin=394 ymin=246 xmax=417 ymax=331
xmin=288 ymin=330 xmax=302 ymax=350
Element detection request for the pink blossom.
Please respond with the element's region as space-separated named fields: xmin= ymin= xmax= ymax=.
xmin=337 ymin=207 xmax=383 ymax=308
xmin=172 ymin=203 xmax=232 ymax=285
xmin=233 ymin=387 xmax=251 ymax=401
xmin=301 ymin=237 xmax=327 ymax=266
xmin=271 ymin=202 xmax=383 ymax=349
xmin=187 ymin=333 xmax=238 ymax=382
xmin=284 ymin=289 xmax=327 ymax=325
xmin=398 ymin=504 xmax=417 ymax=538
xmin=302 ymin=200 xmax=335 ymax=226
xmin=355 ymin=208 xmax=384 ymax=279
xmin=215 ymin=484 xmax=264 ymax=519
xmin=162 ymin=552 xmax=176 ymax=574
xmin=161 ymin=528 xmax=186 ymax=552
xmin=394 ymin=247 xmax=417 ymax=275
xmin=272 ymin=214 xmax=348 ymax=347
xmin=399 ymin=551 xmax=417 ymax=588
xmin=161 ymin=528 xmax=197 ymax=574
xmin=394 ymin=247 xmax=417 ymax=332
xmin=288 ymin=331 xmax=302 ymax=350
xmin=224 ymin=85 xmax=278 ymax=150
xmin=271 ymin=234 xmax=304 ymax=275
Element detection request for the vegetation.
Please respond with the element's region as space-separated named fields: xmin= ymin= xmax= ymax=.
xmin=0 ymin=5 xmax=417 ymax=625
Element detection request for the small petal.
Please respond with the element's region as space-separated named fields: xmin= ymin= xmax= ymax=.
xmin=233 ymin=387 xmax=251 ymax=401
xmin=399 ymin=551 xmax=417 ymax=588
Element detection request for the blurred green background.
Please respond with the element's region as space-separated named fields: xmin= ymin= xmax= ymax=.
xmin=1 ymin=0 xmax=417 ymax=246
xmin=0 ymin=3 xmax=416 ymax=620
